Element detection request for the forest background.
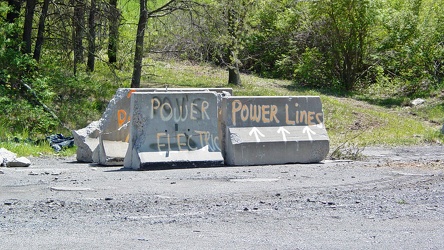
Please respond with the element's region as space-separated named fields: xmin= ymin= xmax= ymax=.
xmin=0 ymin=0 xmax=443 ymax=156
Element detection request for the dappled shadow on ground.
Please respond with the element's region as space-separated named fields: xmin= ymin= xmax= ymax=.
xmin=285 ymin=84 xmax=350 ymax=98
xmin=285 ymin=83 xmax=410 ymax=108
xmin=353 ymin=96 xmax=407 ymax=108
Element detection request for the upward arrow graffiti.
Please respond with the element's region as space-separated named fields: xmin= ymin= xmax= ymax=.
xmin=249 ymin=127 xmax=265 ymax=142
xmin=277 ymin=127 xmax=290 ymax=142
xmin=303 ymin=126 xmax=316 ymax=141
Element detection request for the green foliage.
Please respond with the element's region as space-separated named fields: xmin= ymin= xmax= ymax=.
xmin=242 ymin=0 xmax=306 ymax=79
xmin=367 ymin=0 xmax=444 ymax=97
xmin=0 ymin=6 xmax=55 ymax=137
xmin=1 ymin=0 xmax=444 ymax=157
xmin=293 ymin=48 xmax=329 ymax=88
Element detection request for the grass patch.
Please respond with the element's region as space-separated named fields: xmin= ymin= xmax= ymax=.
xmin=0 ymin=141 xmax=76 ymax=157
xmin=3 ymin=59 xmax=443 ymax=157
xmin=144 ymin=60 xmax=444 ymax=149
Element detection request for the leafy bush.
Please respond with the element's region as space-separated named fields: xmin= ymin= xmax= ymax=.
xmin=293 ymin=48 xmax=330 ymax=88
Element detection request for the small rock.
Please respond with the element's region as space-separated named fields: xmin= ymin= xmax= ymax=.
xmin=105 ymin=197 xmax=113 ymax=201
xmin=243 ymin=207 xmax=249 ymax=211
xmin=7 ymin=157 xmax=31 ymax=167
xmin=50 ymin=187 xmax=93 ymax=191
xmin=0 ymin=148 xmax=17 ymax=166
xmin=410 ymin=98 xmax=425 ymax=106
xmin=0 ymin=170 xmax=3 ymax=174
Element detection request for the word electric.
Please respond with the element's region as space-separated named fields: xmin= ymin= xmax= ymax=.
xmin=156 ymin=131 xmax=220 ymax=152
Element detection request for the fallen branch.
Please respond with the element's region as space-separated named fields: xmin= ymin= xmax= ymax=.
xmin=21 ymin=82 xmax=70 ymax=130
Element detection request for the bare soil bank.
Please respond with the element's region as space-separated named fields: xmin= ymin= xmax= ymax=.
xmin=1 ymin=146 xmax=443 ymax=249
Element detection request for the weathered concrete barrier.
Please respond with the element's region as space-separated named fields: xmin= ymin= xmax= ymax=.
xmin=124 ymin=92 xmax=224 ymax=170
xmin=72 ymin=121 xmax=100 ymax=162
xmin=73 ymin=88 xmax=231 ymax=165
xmin=220 ymin=96 xmax=329 ymax=165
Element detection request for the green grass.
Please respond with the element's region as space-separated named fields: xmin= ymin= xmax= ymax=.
xmin=146 ymin=60 xmax=444 ymax=148
xmin=0 ymin=125 xmax=76 ymax=157
xmin=0 ymin=141 xmax=76 ymax=157
xmin=3 ymin=59 xmax=443 ymax=157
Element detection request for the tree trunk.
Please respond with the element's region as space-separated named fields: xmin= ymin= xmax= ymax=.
xmin=228 ymin=66 xmax=241 ymax=85
xmin=87 ymin=0 xmax=96 ymax=72
xmin=73 ymin=0 xmax=85 ymax=75
xmin=131 ymin=0 xmax=148 ymax=88
xmin=108 ymin=0 xmax=119 ymax=64
xmin=7 ymin=0 xmax=22 ymax=24
xmin=226 ymin=5 xmax=241 ymax=85
xmin=33 ymin=0 xmax=49 ymax=61
xmin=23 ymin=0 xmax=37 ymax=54
xmin=6 ymin=0 xmax=22 ymax=44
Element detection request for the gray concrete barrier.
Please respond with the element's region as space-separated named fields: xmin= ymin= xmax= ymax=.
xmin=124 ymin=92 xmax=224 ymax=170
xmin=220 ymin=96 xmax=329 ymax=165
xmin=74 ymin=88 xmax=231 ymax=165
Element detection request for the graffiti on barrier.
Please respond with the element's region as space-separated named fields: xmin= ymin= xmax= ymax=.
xmin=231 ymin=99 xmax=323 ymax=127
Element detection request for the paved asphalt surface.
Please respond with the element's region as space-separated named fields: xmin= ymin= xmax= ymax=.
xmin=1 ymin=145 xmax=443 ymax=249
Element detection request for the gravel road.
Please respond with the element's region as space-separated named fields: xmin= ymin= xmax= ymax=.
xmin=1 ymin=146 xmax=443 ymax=249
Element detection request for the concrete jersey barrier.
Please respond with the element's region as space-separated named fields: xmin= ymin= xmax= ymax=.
xmin=124 ymin=92 xmax=224 ymax=170
xmin=220 ymin=96 xmax=329 ymax=165
xmin=83 ymin=88 xmax=231 ymax=165
xmin=74 ymin=87 xmax=330 ymax=168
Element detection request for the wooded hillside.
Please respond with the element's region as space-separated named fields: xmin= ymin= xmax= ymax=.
xmin=1 ymin=0 xmax=443 ymax=136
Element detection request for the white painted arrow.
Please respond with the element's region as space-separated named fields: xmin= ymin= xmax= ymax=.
xmin=277 ymin=127 xmax=290 ymax=142
xmin=249 ymin=127 xmax=265 ymax=142
xmin=303 ymin=126 xmax=316 ymax=141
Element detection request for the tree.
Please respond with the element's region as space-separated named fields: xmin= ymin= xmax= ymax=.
xmin=73 ymin=0 xmax=85 ymax=75
xmin=220 ymin=0 xmax=252 ymax=85
xmin=226 ymin=3 xmax=241 ymax=85
xmin=87 ymin=0 xmax=96 ymax=72
xmin=131 ymin=0 xmax=191 ymax=88
xmin=33 ymin=0 xmax=50 ymax=61
xmin=23 ymin=0 xmax=37 ymax=54
xmin=312 ymin=0 xmax=373 ymax=90
xmin=108 ymin=0 xmax=119 ymax=64
xmin=6 ymin=0 xmax=22 ymax=44
xmin=131 ymin=0 xmax=148 ymax=88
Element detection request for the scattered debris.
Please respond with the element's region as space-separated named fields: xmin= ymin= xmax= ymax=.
xmin=410 ymin=98 xmax=425 ymax=106
xmin=50 ymin=187 xmax=94 ymax=191
xmin=0 ymin=148 xmax=30 ymax=167
xmin=7 ymin=157 xmax=31 ymax=167
xmin=0 ymin=148 xmax=17 ymax=166
xmin=47 ymin=134 xmax=75 ymax=152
